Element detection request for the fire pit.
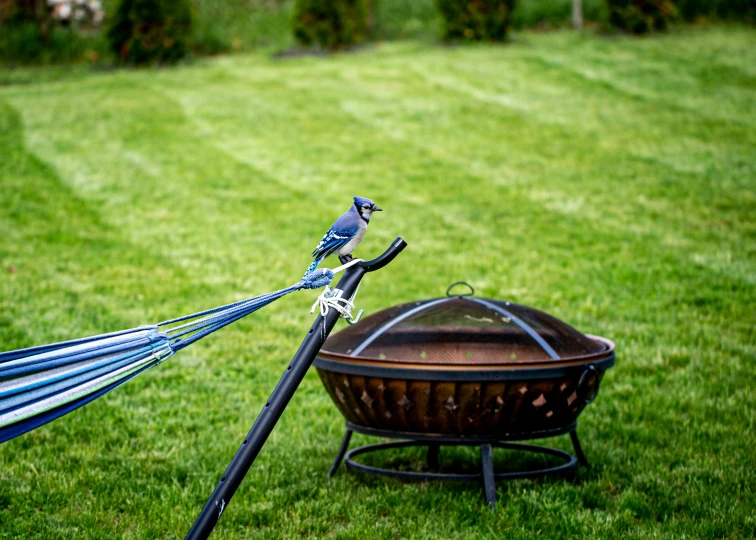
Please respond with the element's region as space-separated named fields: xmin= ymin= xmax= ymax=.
xmin=315 ymin=282 xmax=615 ymax=506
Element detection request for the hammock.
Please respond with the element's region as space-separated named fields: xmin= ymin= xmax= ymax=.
xmin=0 ymin=268 xmax=339 ymax=444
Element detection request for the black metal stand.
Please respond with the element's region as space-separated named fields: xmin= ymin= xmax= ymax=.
xmin=185 ymin=238 xmax=406 ymax=540
xmin=327 ymin=429 xmax=353 ymax=477
xmin=328 ymin=422 xmax=589 ymax=508
xmin=480 ymin=444 xmax=497 ymax=508
xmin=569 ymin=429 xmax=590 ymax=469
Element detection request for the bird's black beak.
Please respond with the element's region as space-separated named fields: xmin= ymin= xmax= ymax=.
xmin=372 ymin=205 xmax=382 ymax=211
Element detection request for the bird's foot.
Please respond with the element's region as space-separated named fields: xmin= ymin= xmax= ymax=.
xmin=338 ymin=254 xmax=354 ymax=265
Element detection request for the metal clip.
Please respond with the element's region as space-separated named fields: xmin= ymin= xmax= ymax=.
xmin=323 ymin=288 xmax=340 ymax=300
xmin=346 ymin=309 xmax=364 ymax=325
xmin=329 ymin=287 xmax=363 ymax=325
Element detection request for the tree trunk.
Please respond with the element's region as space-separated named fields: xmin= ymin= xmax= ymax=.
xmin=572 ymin=0 xmax=583 ymax=29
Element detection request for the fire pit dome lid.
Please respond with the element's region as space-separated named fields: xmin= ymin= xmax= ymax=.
xmin=321 ymin=282 xmax=609 ymax=366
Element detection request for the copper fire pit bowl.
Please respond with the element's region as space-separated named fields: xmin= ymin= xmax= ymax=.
xmin=315 ymin=283 xmax=615 ymax=506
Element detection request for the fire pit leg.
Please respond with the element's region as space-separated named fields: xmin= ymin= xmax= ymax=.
xmin=426 ymin=443 xmax=440 ymax=470
xmin=480 ymin=443 xmax=497 ymax=508
xmin=328 ymin=429 xmax=353 ymax=477
xmin=569 ymin=430 xmax=590 ymax=469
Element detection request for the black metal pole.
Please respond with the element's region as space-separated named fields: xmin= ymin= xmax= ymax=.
xmin=186 ymin=238 xmax=407 ymax=540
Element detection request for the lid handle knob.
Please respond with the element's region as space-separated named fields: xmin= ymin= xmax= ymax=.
xmin=446 ymin=281 xmax=475 ymax=297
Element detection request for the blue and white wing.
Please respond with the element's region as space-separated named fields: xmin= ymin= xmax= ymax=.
xmin=311 ymin=226 xmax=357 ymax=261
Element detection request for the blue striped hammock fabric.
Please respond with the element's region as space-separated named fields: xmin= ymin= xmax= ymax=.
xmin=0 ymin=270 xmax=333 ymax=443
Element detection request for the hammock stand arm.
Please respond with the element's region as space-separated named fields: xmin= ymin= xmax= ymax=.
xmin=186 ymin=237 xmax=407 ymax=540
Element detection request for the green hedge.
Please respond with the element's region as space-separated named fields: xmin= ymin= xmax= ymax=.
xmin=605 ymin=0 xmax=677 ymax=33
xmin=0 ymin=1 xmax=109 ymax=65
xmin=0 ymin=22 xmax=100 ymax=64
xmin=293 ymin=0 xmax=368 ymax=49
xmin=437 ymin=0 xmax=517 ymax=41
xmin=107 ymin=0 xmax=193 ymax=65
xmin=676 ymin=0 xmax=755 ymax=22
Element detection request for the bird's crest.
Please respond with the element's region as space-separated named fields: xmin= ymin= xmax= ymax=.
xmin=353 ymin=196 xmax=375 ymax=208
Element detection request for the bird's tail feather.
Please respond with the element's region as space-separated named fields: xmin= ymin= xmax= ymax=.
xmin=304 ymin=258 xmax=321 ymax=276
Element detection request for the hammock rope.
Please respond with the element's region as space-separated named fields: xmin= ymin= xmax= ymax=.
xmin=0 ymin=260 xmax=362 ymax=444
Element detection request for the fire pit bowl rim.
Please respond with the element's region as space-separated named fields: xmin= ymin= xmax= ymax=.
xmin=315 ymin=335 xmax=615 ymax=382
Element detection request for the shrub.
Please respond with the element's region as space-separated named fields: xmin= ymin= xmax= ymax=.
xmin=0 ymin=1 xmax=38 ymax=25
xmin=510 ymin=0 xmax=607 ymax=28
xmin=436 ymin=0 xmax=517 ymax=42
xmin=293 ymin=0 xmax=368 ymax=50
xmin=0 ymin=22 xmax=94 ymax=64
xmin=373 ymin=0 xmax=440 ymax=40
xmin=605 ymin=0 xmax=677 ymax=33
xmin=0 ymin=1 xmax=106 ymax=65
xmin=107 ymin=0 xmax=192 ymax=65
xmin=676 ymin=0 xmax=755 ymax=22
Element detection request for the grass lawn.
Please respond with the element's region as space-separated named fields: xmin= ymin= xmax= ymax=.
xmin=0 ymin=26 xmax=754 ymax=538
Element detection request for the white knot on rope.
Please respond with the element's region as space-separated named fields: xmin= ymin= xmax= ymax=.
xmin=309 ymin=259 xmax=364 ymax=325
xmin=329 ymin=258 xmax=363 ymax=276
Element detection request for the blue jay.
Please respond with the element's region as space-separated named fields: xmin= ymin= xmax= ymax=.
xmin=305 ymin=196 xmax=382 ymax=275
